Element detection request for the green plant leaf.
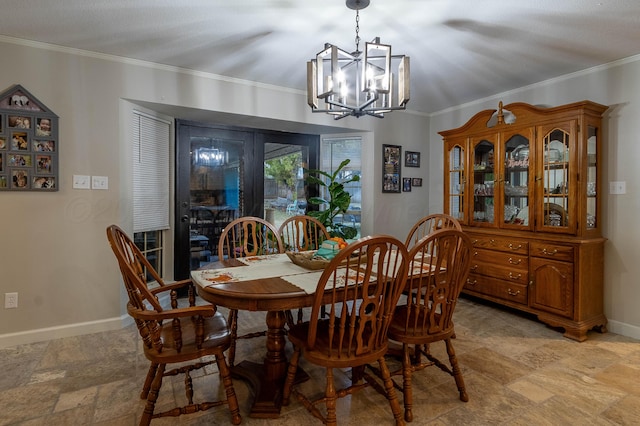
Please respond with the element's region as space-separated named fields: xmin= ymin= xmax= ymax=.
xmin=304 ymin=159 xmax=358 ymax=232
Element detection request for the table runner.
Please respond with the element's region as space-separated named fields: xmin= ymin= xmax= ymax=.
xmin=192 ymin=253 xmax=310 ymax=287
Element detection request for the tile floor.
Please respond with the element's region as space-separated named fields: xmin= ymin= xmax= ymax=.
xmin=1 ymin=297 xmax=639 ymax=425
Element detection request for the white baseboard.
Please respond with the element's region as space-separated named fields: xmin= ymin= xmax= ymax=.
xmin=0 ymin=294 xmax=174 ymax=349
xmin=0 ymin=315 xmax=134 ymax=349
xmin=607 ymin=319 xmax=640 ymax=340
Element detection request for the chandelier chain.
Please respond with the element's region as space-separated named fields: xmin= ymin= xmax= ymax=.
xmin=354 ymin=10 xmax=360 ymax=54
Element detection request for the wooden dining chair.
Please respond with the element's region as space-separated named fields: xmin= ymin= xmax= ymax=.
xmin=282 ymin=235 xmax=409 ymax=426
xmin=105 ymin=225 xmax=241 ymax=425
xmin=278 ymin=215 xmax=330 ymax=325
xmin=217 ymin=216 xmax=285 ymax=366
xmin=404 ymin=213 xmax=462 ymax=249
xmin=278 ymin=214 xmax=329 ymax=252
xmin=387 ymin=228 xmax=473 ymax=422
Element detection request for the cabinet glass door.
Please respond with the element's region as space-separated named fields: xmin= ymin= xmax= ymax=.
xmin=586 ymin=125 xmax=598 ymax=229
xmin=503 ymin=133 xmax=531 ymax=228
xmin=447 ymin=144 xmax=465 ymax=222
xmin=541 ymin=128 xmax=570 ymax=231
xmin=471 ymin=138 xmax=495 ymax=225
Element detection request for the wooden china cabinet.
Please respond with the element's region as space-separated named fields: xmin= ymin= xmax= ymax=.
xmin=439 ymin=101 xmax=608 ymax=341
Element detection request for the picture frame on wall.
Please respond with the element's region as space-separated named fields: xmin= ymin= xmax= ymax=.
xmin=382 ymin=144 xmax=401 ymax=193
xmin=412 ymin=178 xmax=422 ymax=187
xmin=403 ymin=177 xmax=412 ymax=192
xmin=405 ymin=150 xmax=420 ymax=167
xmin=0 ymin=84 xmax=59 ymax=191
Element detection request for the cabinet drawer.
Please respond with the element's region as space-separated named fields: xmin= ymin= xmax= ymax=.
xmin=464 ymin=274 xmax=528 ymax=305
xmin=470 ymin=262 xmax=529 ymax=284
xmin=472 ymin=248 xmax=528 ymax=270
xmin=530 ymin=242 xmax=574 ymax=262
xmin=468 ymin=234 xmax=529 ymax=255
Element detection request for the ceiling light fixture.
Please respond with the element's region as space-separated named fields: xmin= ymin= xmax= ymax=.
xmin=307 ymin=0 xmax=410 ymax=120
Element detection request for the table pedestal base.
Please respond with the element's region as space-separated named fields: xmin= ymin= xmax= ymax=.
xmin=232 ymin=360 xmax=310 ymax=418
xmin=231 ymin=310 xmax=310 ymax=418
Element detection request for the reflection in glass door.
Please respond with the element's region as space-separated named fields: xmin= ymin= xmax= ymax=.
xmin=175 ymin=123 xmax=257 ymax=280
xmin=189 ymin=136 xmax=244 ymax=267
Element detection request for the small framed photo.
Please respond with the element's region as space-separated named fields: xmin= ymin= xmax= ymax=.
xmin=403 ymin=177 xmax=412 ymax=192
xmin=36 ymin=117 xmax=52 ymax=136
xmin=33 ymin=176 xmax=56 ymax=189
xmin=9 ymin=154 xmax=32 ymax=167
xmin=8 ymin=115 xmax=31 ymax=129
xmin=405 ymin=151 xmax=420 ymax=167
xmin=11 ymin=169 xmax=29 ymax=189
xmin=0 ymin=136 xmax=6 ymax=150
xmin=36 ymin=154 xmax=53 ymax=173
xmin=0 ymin=175 xmax=6 ymax=188
xmin=412 ymin=178 xmax=422 ymax=187
xmin=382 ymin=144 xmax=402 ymax=193
xmin=11 ymin=131 xmax=28 ymax=150
xmin=33 ymin=140 xmax=55 ymax=152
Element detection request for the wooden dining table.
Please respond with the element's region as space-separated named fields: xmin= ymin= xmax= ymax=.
xmin=191 ymin=253 xmax=330 ymax=419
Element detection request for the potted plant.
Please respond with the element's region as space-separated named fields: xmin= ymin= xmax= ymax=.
xmin=305 ymin=159 xmax=360 ymax=240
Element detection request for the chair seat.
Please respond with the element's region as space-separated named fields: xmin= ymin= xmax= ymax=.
xmin=387 ymin=306 xmax=455 ymax=345
xmin=144 ymin=311 xmax=232 ymax=362
xmin=288 ymin=319 xmax=388 ymax=368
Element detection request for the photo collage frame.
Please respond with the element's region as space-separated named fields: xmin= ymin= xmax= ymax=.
xmin=382 ymin=145 xmax=422 ymax=193
xmin=0 ymin=84 xmax=58 ymax=191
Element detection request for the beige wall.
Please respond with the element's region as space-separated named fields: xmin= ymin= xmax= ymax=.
xmin=1 ymin=36 xmax=637 ymax=347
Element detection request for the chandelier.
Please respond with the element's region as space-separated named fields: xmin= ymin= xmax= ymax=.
xmin=307 ymin=0 xmax=410 ymax=120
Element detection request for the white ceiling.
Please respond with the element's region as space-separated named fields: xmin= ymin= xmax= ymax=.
xmin=1 ymin=0 xmax=639 ymax=114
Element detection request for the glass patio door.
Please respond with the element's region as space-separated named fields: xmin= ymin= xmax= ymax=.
xmin=174 ymin=121 xmax=318 ymax=280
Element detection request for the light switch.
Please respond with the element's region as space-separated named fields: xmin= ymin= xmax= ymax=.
xmin=72 ymin=175 xmax=90 ymax=189
xmin=609 ymin=181 xmax=626 ymax=195
xmin=92 ymin=176 xmax=108 ymax=190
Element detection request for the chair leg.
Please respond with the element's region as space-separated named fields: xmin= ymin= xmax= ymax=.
xmin=377 ymin=357 xmax=405 ymax=426
xmin=214 ymin=353 xmax=242 ymax=425
xmin=140 ymin=362 xmax=159 ymax=399
xmin=141 ymin=363 xmax=165 ymax=426
xmin=445 ymin=338 xmax=469 ymax=402
xmin=402 ymin=343 xmax=414 ymax=422
xmin=325 ymin=367 xmax=338 ymax=426
xmin=282 ymin=346 xmax=301 ymax=406
xmin=227 ymin=309 xmax=238 ymax=367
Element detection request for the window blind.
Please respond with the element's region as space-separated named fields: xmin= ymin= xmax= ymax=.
xmin=132 ymin=112 xmax=170 ymax=232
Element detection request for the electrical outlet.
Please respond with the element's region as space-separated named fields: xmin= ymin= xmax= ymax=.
xmin=5 ymin=292 xmax=18 ymax=309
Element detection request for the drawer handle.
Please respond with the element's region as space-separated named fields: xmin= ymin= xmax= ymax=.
xmin=509 ymin=272 xmax=522 ymax=280
xmin=473 ymin=251 xmax=479 ymax=257
xmin=542 ymin=248 xmax=558 ymax=255
xmin=470 ymin=264 xmax=478 ymax=271
xmin=508 ymin=243 xmax=522 ymax=250
xmin=507 ymin=288 xmax=521 ymax=296
xmin=466 ymin=279 xmax=477 ymax=286
xmin=471 ymin=239 xmax=479 ymax=244
xmin=508 ymin=257 xmax=522 ymax=265
xmin=489 ymin=239 xmax=496 ymax=245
